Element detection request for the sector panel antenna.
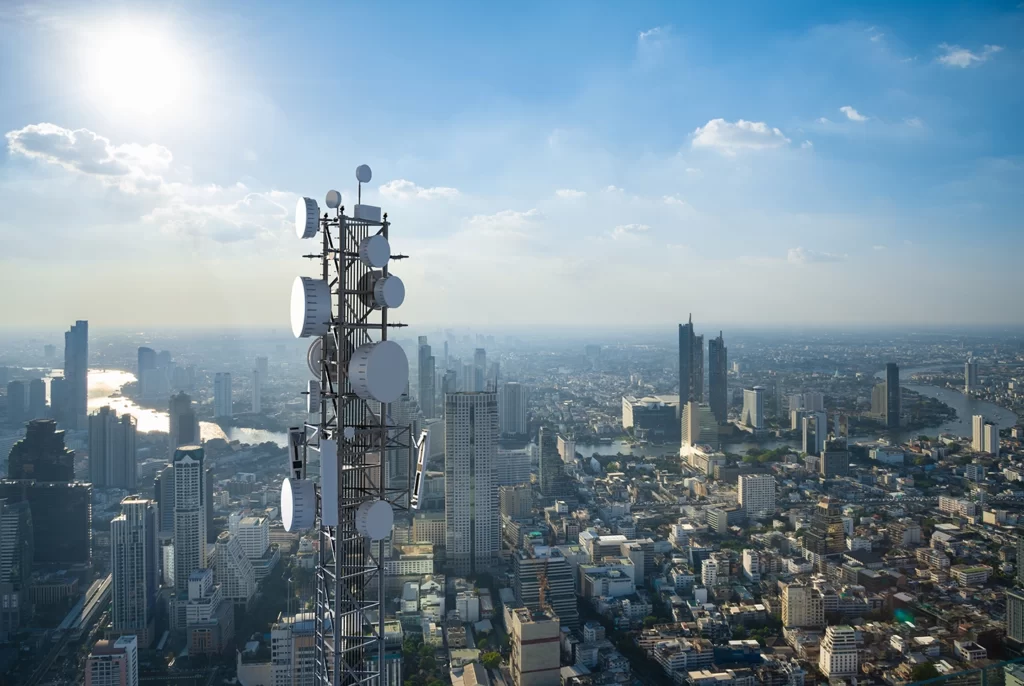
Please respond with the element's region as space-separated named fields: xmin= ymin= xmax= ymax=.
xmin=290 ymin=277 xmax=331 ymax=338
xmin=348 ymin=340 xmax=408 ymax=403
xmin=295 ymin=197 xmax=320 ymax=239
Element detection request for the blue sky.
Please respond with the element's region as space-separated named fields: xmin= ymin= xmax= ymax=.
xmin=0 ymin=0 xmax=1021 ymax=329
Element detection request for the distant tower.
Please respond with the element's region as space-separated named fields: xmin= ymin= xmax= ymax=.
xmin=168 ymin=392 xmax=200 ymax=458
xmin=64 ymin=320 xmax=89 ymax=430
xmin=213 ymin=373 xmax=233 ymax=418
xmin=251 ymin=369 xmax=262 ymax=414
xmin=707 ymin=332 xmax=728 ymax=425
xmin=255 ymin=356 xmax=269 ymax=380
xmin=741 ymin=387 xmax=765 ymax=430
xmin=473 ymin=348 xmax=487 ymax=392
xmin=89 ymin=407 xmax=138 ymax=489
xmin=5 ymin=380 xmax=26 ymax=425
xmin=111 ymin=497 xmax=159 ymax=647
xmin=678 ymin=315 xmax=703 ymax=403
xmin=499 ymin=382 xmax=528 ymax=437
xmin=0 ymin=499 xmax=33 ymax=642
xmin=885 ymin=362 xmax=900 ymax=429
xmin=27 ymin=378 xmax=46 ymax=420
xmin=538 ymin=426 xmax=566 ymax=498
xmin=418 ymin=337 xmax=436 ymax=418
xmin=172 ymin=446 xmax=207 ymax=596
xmin=965 ymin=359 xmax=979 ymax=394
xmin=445 ymin=393 xmax=499 ymax=576
xmin=137 ymin=347 xmax=156 ymax=399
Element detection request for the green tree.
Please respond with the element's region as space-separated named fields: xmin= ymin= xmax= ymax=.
xmin=643 ymin=615 xmax=658 ymax=628
xmin=911 ymin=663 xmax=939 ymax=681
xmin=482 ymin=652 xmax=502 ymax=669
xmin=420 ymin=654 xmax=436 ymax=672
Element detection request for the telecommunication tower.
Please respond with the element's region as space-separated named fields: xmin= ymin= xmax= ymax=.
xmin=282 ymin=165 xmax=415 ymax=685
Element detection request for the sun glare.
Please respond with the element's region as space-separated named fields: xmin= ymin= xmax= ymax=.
xmin=84 ymin=21 xmax=186 ymax=117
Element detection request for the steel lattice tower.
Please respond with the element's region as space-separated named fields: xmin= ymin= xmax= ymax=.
xmin=284 ymin=168 xmax=414 ymax=686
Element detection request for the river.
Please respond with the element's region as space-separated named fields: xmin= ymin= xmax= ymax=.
xmin=38 ymin=369 xmax=290 ymax=447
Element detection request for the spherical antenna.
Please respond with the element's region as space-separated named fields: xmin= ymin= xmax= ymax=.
xmin=356 ymin=165 xmax=372 ymax=183
xmin=325 ymin=190 xmax=342 ymax=209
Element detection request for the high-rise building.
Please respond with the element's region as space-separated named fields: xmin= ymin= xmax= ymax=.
xmin=27 ymin=378 xmax=46 ymax=420
xmin=473 ymin=348 xmax=487 ymax=392
xmin=538 ymin=427 xmax=571 ymax=499
xmin=497 ymin=450 xmax=531 ymax=486
xmin=707 ymin=332 xmax=728 ymax=425
xmin=499 ymin=382 xmax=528 ymax=437
xmin=49 ymin=376 xmax=67 ymax=424
xmin=154 ymin=464 xmax=175 ymax=536
xmin=5 ymin=380 xmax=25 ymax=426
xmin=741 ymin=387 xmax=765 ymax=430
xmin=7 ymin=418 xmax=75 ymax=481
xmin=0 ymin=480 xmax=92 ymax=568
xmin=510 ymin=607 xmax=560 ymax=686
xmin=742 ymin=549 xmax=760 ymax=583
xmin=965 ymin=359 xmax=979 ymax=394
xmin=89 ymin=407 xmax=138 ymax=489
xmin=818 ymin=625 xmax=858 ymax=679
xmin=213 ymin=373 xmax=232 ymax=418
xmin=271 ymin=612 xmax=316 ymax=686
xmin=885 ymin=362 xmax=900 ymax=429
xmin=184 ymin=568 xmax=234 ymax=656
xmin=802 ymin=391 xmax=825 ymax=413
xmin=444 ymin=393 xmax=498 ymax=576
xmin=251 ymin=369 xmax=262 ymax=414
xmin=801 ymin=411 xmax=827 ymax=456
xmin=870 ymin=382 xmax=888 ymax=420
xmin=0 ymin=498 xmax=33 ymax=642
xmin=461 ymin=361 xmax=475 ymax=393
xmin=678 ymin=315 xmax=703 ymax=403
xmin=215 ymin=532 xmax=256 ymax=607
xmin=514 ymin=549 xmax=579 ymax=629
xmin=110 ymin=497 xmax=159 ymax=647
xmin=984 ymin=422 xmax=999 ymax=456
xmin=168 ymin=393 xmax=199 ymax=459
xmin=737 ymin=474 xmax=776 ymax=517
xmin=972 ymin=415 xmax=986 ymax=452
xmin=781 ymin=582 xmax=824 ymax=628
xmin=1008 ymin=587 xmax=1024 ymax=643
xmin=681 ymin=401 xmax=718 ymax=449
xmin=417 ymin=337 xmax=436 ymax=418
xmin=64 ymin=320 xmax=89 ymax=430
xmin=1017 ymin=537 xmax=1024 ymax=586
xmin=802 ymin=497 xmax=845 ymax=558
xmin=500 ymin=484 xmax=534 ymax=518
xmin=85 ymin=635 xmax=139 ymax=686
xmin=820 ymin=443 xmax=850 ymax=479
xmin=701 ymin=557 xmax=719 ymax=587
xmin=255 ymin=356 xmax=269 ymax=380
xmin=137 ymin=347 xmax=156 ymax=399
xmin=173 ymin=446 xmax=207 ymax=596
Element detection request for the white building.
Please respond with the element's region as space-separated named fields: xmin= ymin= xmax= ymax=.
xmin=237 ymin=516 xmax=270 ymax=560
xmin=85 ymin=635 xmax=138 ymax=686
xmin=251 ymin=369 xmax=262 ymax=414
xmin=984 ymin=422 xmax=999 ymax=456
xmin=271 ymin=613 xmax=316 ymax=686
xmin=701 ymin=558 xmax=719 ymax=588
xmin=499 ymin=382 xmax=528 ymax=436
xmin=742 ymin=549 xmax=760 ymax=583
xmin=965 ymin=359 xmax=979 ymax=394
xmin=215 ymin=532 xmax=256 ymax=605
xmin=972 ymin=414 xmax=986 ymax=452
xmin=819 ymin=625 xmax=858 ymax=678
xmin=738 ymin=474 xmax=776 ymax=518
xmin=110 ymin=498 xmax=159 ymax=648
xmin=741 ymin=387 xmax=765 ymax=430
xmin=681 ymin=401 xmax=718 ymax=449
xmin=185 ymin=569 xmax=222 ymax=625
xmin=173 ymin=446 xmax=207 ymax=597
xmin=214 ymin=372 xmax=232 ymax=418
xmin=803 ymin=391 xmax=825 ymax=413
xmin=445 ymin=392 xmax=499 ymax=576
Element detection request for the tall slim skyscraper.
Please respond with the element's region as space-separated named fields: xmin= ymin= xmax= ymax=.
xmin=972 ymin=414 xmax=986 ymax=452
xmin=154 ymin=464 xmax=175 ymax=536
xmin=678 ymin=315 xmax=703 ymax=403
xmin=538 ymin=426 xmax=566 ymax=498
xmin=27 ymin=378 xmax=46 ymax=420
xmin=445 ymin=392 xmax=498 ymax=576
xmin=251 ymin=369 xmax=262 ymax=414
xmin=417 ymin=337 xmax=436 ymax=418
xmin=885 ymin=362 xmax=900 ymax=429
xmin=111 ymin=497 xmax=159 ymax=647
xmin=168 ymin=392 xmax=199 ymax=459
xmin=137 ymin=347 xmax=156 ymax=399
xmin=741 ymin=387 xmax=765 ymax=430
xmin=965 ymin=359 xmax=979 ymax=394
xmin=5 ymin=380 xmax=25 ymax=425
xmin=499 ymin=382 xmax=528 ymax=437
xmin=0 ymin=498 xmax=33 ymax=642
xmin=89 ymin=407 xmax=137 ymax=489
xmin=49 ymin=376 xmax=67 ymax=424
xmin=707 ymin=332 xmax=728 ymax=425
xmin=255 ymin=356 xmax=269 ymax=380
xmin=173 ymin=446 xmax=207 ymax=595
xmin=213 ymin=373 xmax=232 ymax=418
xmin=64 ymin=320 xmax=89 ymax=430
xmin=802 ymin=497 xmax=845 ymax=557
xmin=473 ymin=348 xmax=487 ymax=392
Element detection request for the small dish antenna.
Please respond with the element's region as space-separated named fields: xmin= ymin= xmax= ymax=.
xmin=326 ymin=190 xmax=342 ymax=209
xmin=356 ymin=164 xmax=372 ymax=204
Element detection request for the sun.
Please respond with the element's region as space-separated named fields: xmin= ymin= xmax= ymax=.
xmin=84 ymin=20 xmax=186 ymax=117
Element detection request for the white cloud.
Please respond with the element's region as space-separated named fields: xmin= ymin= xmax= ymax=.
xmin=904 ymin=117 xmax=924 ymax=128
xmin=6 ymin=122 xmax=171 ymax=192
xmin=609 ymin=223 xmax=650 ymax=240
xmin=685 ymin=167 xmax=702 ymax=175
xmin=555 ymin=188 xmax=586 ymax=199
xmin=378 ymin=179 xmax=459 ymax=200
xmin=801 ymin=140 xmax=814 ymax=149
xmin=839 ymin=106 xmax=868 ymax=122
xmin=143 ymin=190 xmax=295 ymax=243
xmin=937 ymin=43 xmax=1003 ymax=68
xmin=816 ymin=117 xmax=832 ymax=125
xmin=604 ymin=185 xmax=624 ymax=193
xmin=787 ymin=247 xmax=846 ymax=264
xmin=663 ymin=195 xmax=688 ymax=206
xmin=691 ymin=119 xmax=790 ymax=155
xmin=638 ymin=26 xmax=668 ymax=43
xmin=873 ymin=245 xmax=887 ymax=251
xmin=466 ymin=208 xmax=540 ymax=237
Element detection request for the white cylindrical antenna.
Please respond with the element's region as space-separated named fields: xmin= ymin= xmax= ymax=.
xmin=295 ymin=197 xmax=320 ymax=239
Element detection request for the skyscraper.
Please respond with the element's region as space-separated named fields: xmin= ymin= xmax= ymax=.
xmin=49 ymin=376 xmax=67 ymax=424
xmin=168 ymin=392 xmax=199 ymax=458
xmin=27 ymin=378 xmax=46 ymax=420
xmin=737 ymin=474 xmax=776 ymax=517
xmin=111 ymin=497 xmax=159 ymax=647
xmin=818 ymin=625 xmax=859 ymax=679
xmin=984 ymin=422 xmax=999 ymax=456
xmin=885 ymin=362 xmax=900 ymax=429
xmin=499 ymin=382 xmax=528 ymax=437
xmin=681 ymin=401 xmax=718 ymax=449
xmin=510 ymin=607 xmax=560 ymax=686
xmin=678 ymin=315 xmax=703 ymax=403
xmin=173 ymin=446 xmax=207 ymax=595
xmin=7 ymin=418 xmax=75 ymax=482
xmin=965 ymin=359 xmax=979 ymax=394
xmin=417 ymin=337 xmax=436 ymax=418
xmin=5 ymin=380 xmax=26 ymax=426
xmin=89 ymin=407 xmax=138 ymax=489
xmin=215 ymin=531 xmax=256 ymax=607
xmin=0 ymin=498 xmax=33 ymax=642
xmin=741 ymin=387 xmax=765 ymax=430
xmin=1008 ymin=588 xmax=1024 ymax=643
xmin=154 ymin=464 xmax=175 ymax=536
xmin=513 ymin=549 xmax=579 ymax=629
xmin=251 ymin=369 xmax=262 ymax=414
xmin=538 ymin=426 xmax=570 ymax=499
xmin=64 ymin=320 xmax=89 ymax=430
xmin=473 ymin=348 xmax=487 ymax=392
xmin=0 ymin=480 xmax=91 ymax=568
xmin=85 ymin=635 xmax=139 ymax=686
xmin=707 ymin=332 xmax=728 ymax=425
xmin=801 ymin=411 xmax=827 ymax=456
xmin=137 ymin=347 xmax=156 ymax=399
xmin=213 ymin=373 xmax=232 ymax=418
xmin=802 ymin=497 xmax=845 ymax=558
xmin=255 ymin=356 xmax=269 ymax=380
xmin=444 ymin=392 xmax=498 ymax=576
xmin=972 ymin=414 xmax=986 ymax=452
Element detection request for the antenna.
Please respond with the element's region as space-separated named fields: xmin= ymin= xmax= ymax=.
xmin=283 ymin=163 xmax=411 ymax=686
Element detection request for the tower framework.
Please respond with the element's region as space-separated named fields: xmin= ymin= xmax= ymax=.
xmin=285 ymin=171 xmax=414 ymax=686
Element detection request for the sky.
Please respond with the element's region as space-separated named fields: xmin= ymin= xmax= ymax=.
xmin=0 ymin=0 xmax=1022 ymax=331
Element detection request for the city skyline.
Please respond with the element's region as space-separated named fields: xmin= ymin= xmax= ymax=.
xmin=1 ymin=2 xmax=1022 ymax=328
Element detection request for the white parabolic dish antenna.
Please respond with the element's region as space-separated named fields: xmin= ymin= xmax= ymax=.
xmin=358 ymin=235 xmax=390 ymax=268
xmin=348 ymin=340 xmax=408 ymax=403
xmin=281 ymin=478 xmax=316 ymax=532
xmin=290 ymin=277 xmax=331 ymax=338
xmin=295 ymin=197 xmax=319 ymax=239
xmin=373 ymin=275 xmax=405 ymax=309
xmin=355 ymin=500 xmax=393 ymax=539
xmin=325 ymin=190 xmax=342 ymax=209
xmin=356 ymin=164 xmax=372 ymax=183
